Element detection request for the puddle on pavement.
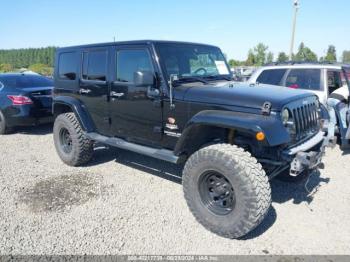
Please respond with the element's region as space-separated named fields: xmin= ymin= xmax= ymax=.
xmin=19 ymin=173 xmax=100 ymax=212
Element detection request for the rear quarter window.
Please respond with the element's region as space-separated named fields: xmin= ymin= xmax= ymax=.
xmin=58 ymin=52 xmax=78 ymax=80
xmin=256 ymin=69 xmax=286 ymax=85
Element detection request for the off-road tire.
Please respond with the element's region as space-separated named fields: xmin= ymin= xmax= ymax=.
xmin=53 ymin=113 xmax=93 ymax=166
xmin=182 ymin=144 xmax=271 ymax=239
xmin=0 ymin=111 xmax=12 ymax=135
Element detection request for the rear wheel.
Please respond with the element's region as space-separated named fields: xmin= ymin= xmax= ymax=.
xmin=182 ymin=144 xmax=271 ymax=239
xmin=53 ymin=113 xmax=93 ymax=166
xmin=0 ymin=111 xmax=12 ymax=135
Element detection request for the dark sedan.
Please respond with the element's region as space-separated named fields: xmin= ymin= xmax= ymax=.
xmin=0 ymin=73 xmax=54 ymax=134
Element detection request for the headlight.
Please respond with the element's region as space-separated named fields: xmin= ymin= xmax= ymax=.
xmin=282 ymin=108 xmax=296 ymax=136
xmin=282 ymin=109 xmax=290 ymax=125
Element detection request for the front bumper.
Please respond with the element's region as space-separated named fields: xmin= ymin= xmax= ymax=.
xmin=283 ymin=131 xmax=328 ymax=176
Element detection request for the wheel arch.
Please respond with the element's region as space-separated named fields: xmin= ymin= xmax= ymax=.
xmin=174 ymin=110 xmax=290 ymax=157
xmin=53 ymin=96 xmax=95 ymax=132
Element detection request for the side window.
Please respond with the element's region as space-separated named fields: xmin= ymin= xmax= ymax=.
xmin=256 ymin=69 xmax=286 ymax=85
xmin=285 ymin=69 xmax=321 ymax=90
xmin=58 ymin=52 xmax=77 ymax=80
xmin=116 ymin=49 xmax=153 ymax=83
xmin=82 ymin=50 xmax=108 ymax=81
xmin=327 ymin=70 xmax=343 ymax=94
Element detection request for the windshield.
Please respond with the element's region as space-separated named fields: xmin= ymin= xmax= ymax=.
xmin=0 ymin=75 xmax=53 ymax=89
xmin=155 ymin=43 xmax=231 ymax=81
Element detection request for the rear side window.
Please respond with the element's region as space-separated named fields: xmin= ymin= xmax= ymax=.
xmin=285 ymin=69 xmax=321 ymax=90
xmin=256 ymin=69 xmax=286 ymax=85
xmin=82 ymin=50 xmax=108 ymax=81
xmin=327 ymin=70 xmax=343 ymax=94
xmin=58 ymin=52 xmax=77 ymax=80
xmin=116 ymin=49 xmax=153 ymax=83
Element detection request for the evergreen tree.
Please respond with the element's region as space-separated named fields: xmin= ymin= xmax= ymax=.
xmin=266 ymin=52 xmax=274 ymax=64
xmin=294 ymin=42 xmax=318 ymax=62
xmin=324 ymin=45 xmax=337 ymax=62
xmin=246 ymin=49 xmax=256 ymax=66
xmin=277 ymin=52 xmax=289 ymax=63
xmin=0 ymin=47 xmax=57 ymax=69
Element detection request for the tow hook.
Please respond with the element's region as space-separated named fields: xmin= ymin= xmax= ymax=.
xmin=290 ymin=151 xmax=322 ymax=177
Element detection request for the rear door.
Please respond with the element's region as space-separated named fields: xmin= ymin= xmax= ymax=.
xmin=78 ymin=47 xmax=111 ymax=135
xmin=109 ymin=45 xmax=163 ymax=146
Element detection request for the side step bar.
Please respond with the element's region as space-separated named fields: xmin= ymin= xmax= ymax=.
xmin=85 ymin=132 xmax=179 ymax=164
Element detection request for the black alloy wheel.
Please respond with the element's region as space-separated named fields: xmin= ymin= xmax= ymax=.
xmin=198 ymin=171 xmax=235 ymax=215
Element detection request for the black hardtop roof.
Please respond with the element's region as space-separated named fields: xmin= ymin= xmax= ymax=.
xmin=57 ymin=40 xmax=219 ymax=51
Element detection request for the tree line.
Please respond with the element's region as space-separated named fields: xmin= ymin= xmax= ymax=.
xmin=228 ymin=42 xmax=350 ymax=67
xmin=0 ymin=47 xmax=56 ymax=75
xmin=1 ymin=44 xmax=350 ymax=75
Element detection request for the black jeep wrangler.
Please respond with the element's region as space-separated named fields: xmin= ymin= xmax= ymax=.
xmin=53 ymin=40 xmax=328 ymax=238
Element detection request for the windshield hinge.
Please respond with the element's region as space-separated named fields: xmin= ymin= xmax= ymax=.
xmin=262 ymin=101 xmax=272 ymax=115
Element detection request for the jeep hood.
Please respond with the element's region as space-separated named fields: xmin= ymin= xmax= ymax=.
xmin=181 ymin=82 xmax=316 ymax=111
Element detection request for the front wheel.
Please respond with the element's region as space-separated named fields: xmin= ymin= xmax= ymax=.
xmin=53 ymin=113 xmax=94 ymax=166
xmin=182 ymin=144 xmax=271 ymax=239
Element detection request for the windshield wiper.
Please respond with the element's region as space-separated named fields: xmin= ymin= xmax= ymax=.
xmin=203 ymin=75 xmax=233 ymax=81
xmin=173 ymin=76 xmax=209 ymax=85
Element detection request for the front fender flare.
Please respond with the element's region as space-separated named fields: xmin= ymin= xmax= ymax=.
xmin=174 ymin=110 xmax=290 ymax=155
xmin=53 ymin=96 xmax=95 ymax=132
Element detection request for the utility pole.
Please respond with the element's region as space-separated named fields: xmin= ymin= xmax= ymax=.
xmin=289 ymin=0 xmax=299 ymax=59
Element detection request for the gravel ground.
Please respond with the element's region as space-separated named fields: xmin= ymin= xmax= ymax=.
xmin=0 ymin=124 xmax=350 ymax=255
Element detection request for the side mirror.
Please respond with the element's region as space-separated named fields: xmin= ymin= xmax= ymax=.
xmin=134 ymin=71 xmax=155 ymax=87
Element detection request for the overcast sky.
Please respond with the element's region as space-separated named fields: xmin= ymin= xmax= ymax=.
xmin=0 ymin=0 xmax=349 ymax=60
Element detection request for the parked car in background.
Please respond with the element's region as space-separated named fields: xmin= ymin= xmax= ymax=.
xmin=232 ymin=66 xmax=257 ymax=81
xmin=0 ymin=73 xmax=54 ymax=134
xmin=249 ymin=62 xmax=350 ymax=149
xmin=248 ymin=62 xmax=349 ymax=105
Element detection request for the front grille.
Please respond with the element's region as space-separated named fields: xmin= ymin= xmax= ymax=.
xmin=291 ymin=102 xmax=319 ymax=141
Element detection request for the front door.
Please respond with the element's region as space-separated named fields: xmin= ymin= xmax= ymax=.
xmin=109 ymin=46 xmax=162 ymax=146
xmin=78 ymin=47 xmax=110 ymax=135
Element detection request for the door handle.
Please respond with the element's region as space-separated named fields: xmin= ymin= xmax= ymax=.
xmin=110 ymin=91 xmax=124 ymax=98
xmin=79 ymin=88 xmax=91 ymax=94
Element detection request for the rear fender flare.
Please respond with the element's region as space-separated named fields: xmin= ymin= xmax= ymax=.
xmin=53 ymin=96 xmax=95 ymax=132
